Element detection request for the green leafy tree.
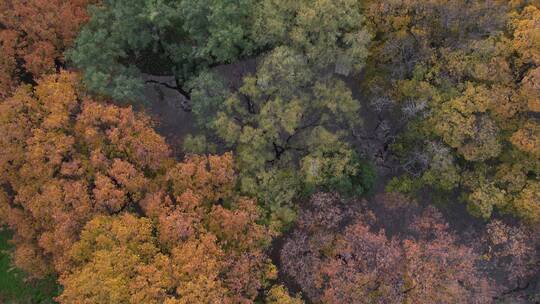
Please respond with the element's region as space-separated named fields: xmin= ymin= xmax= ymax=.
xmin=189 ymin=47 xmax=372 ymax=228
xmin=253 ymin=0 xmax=371 ymax=75
xmin=68 ymin=0 xmax=260 ymax=103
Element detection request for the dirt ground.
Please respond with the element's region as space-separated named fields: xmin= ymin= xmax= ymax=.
xmin=140 ymin=58 xmax=259 ymax=158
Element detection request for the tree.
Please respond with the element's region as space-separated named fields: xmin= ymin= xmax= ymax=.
xmin=189 ymin=46 xmax=374 ymax=228
xmin=265 ymin=285 xmax=304 ymax=304
xmin=431 ymin=83 xmax=502 ymax=162
xmin=364 ymin=0 xmax=508 ymax=82
xmin=483 ymin=220 xmax=538 ymax=295
xmin=511 ymin=120 xmax=540 ymax=158
xmin=395 ymin=208 xmax=494 ymax=304
xmin=57 ymin=213 xmax=167 ymax=304
xmin=368 ymin=1 xmax=540 ymax=222
xmin=281 ymin=192 xmax=494 ymax=303
xmin=67 ymin=0 xmax=260 ymax=103
xmin=0 ymin=0 xmax=94 ymax=98
xmin=512 ymin=4 xmax=540 ymax=65
xmin=59 ymin=153 xmax=280 ymax=303
xmin=0 ymin=71 xmax=295 ymax=302
xmin=252 ymin=0 xmax=371 ymax=75
xmin=0 ymin=71 xmax=170 ymax=277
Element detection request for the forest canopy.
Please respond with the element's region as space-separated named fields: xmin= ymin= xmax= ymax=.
xmin=0 ymin=0 xmax=538 ymax=303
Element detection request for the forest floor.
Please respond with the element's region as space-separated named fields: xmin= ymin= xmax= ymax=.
xmin=141 ymin=58 xmax=259 ymax=158
xmin=141 ymin=74 xmax=195 ymax=158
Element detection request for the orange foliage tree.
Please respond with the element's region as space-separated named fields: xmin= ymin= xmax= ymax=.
xmin=0 ymin=71 xmax=290 ymax=303
xmin=0 ymin=71 xmax=170 ymax=277
xmin=58 ymin=154 xmax=279 ymax=303
xmin=58 ymin=182 xmax=276 ymax=303
xmin=0 ymin=0 xmax=94 ymax=97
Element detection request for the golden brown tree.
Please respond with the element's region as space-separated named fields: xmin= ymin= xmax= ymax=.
xmin=0 ymin=71 xmax=290 ymax=302
xmin=0 ymin=71 xmax=170 ymax=277
xmin=0 ymin=0 xmax=94 ymax=97
xmin=59 ymin=153 xmax=278 ymax=303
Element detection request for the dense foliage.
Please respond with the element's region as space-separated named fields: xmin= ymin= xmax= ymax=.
xmin=68 ymin=0 xmax=261 ymax=102
xmin=0 ymin=0 xmax=538 ymax=303
xmin=0 ymin=0 xmax=95 ymax=98
xmin=365 ymin=0 xmax=540 ymax=223
xmin=188 ymin=46 xmax=375 ymax=228
xmin=0 ymin=72 xmax=291 ymax=302
xmin=183 ymin=0 xmax=373 ymax=227
xmin=282 ymin=192 xmax=538 ymax=303
xmin=0 ymin=72 xmax=170 ymax=277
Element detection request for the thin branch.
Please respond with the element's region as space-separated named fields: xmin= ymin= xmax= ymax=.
xmin=145 ymin=79 xmax=179 ymax=91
